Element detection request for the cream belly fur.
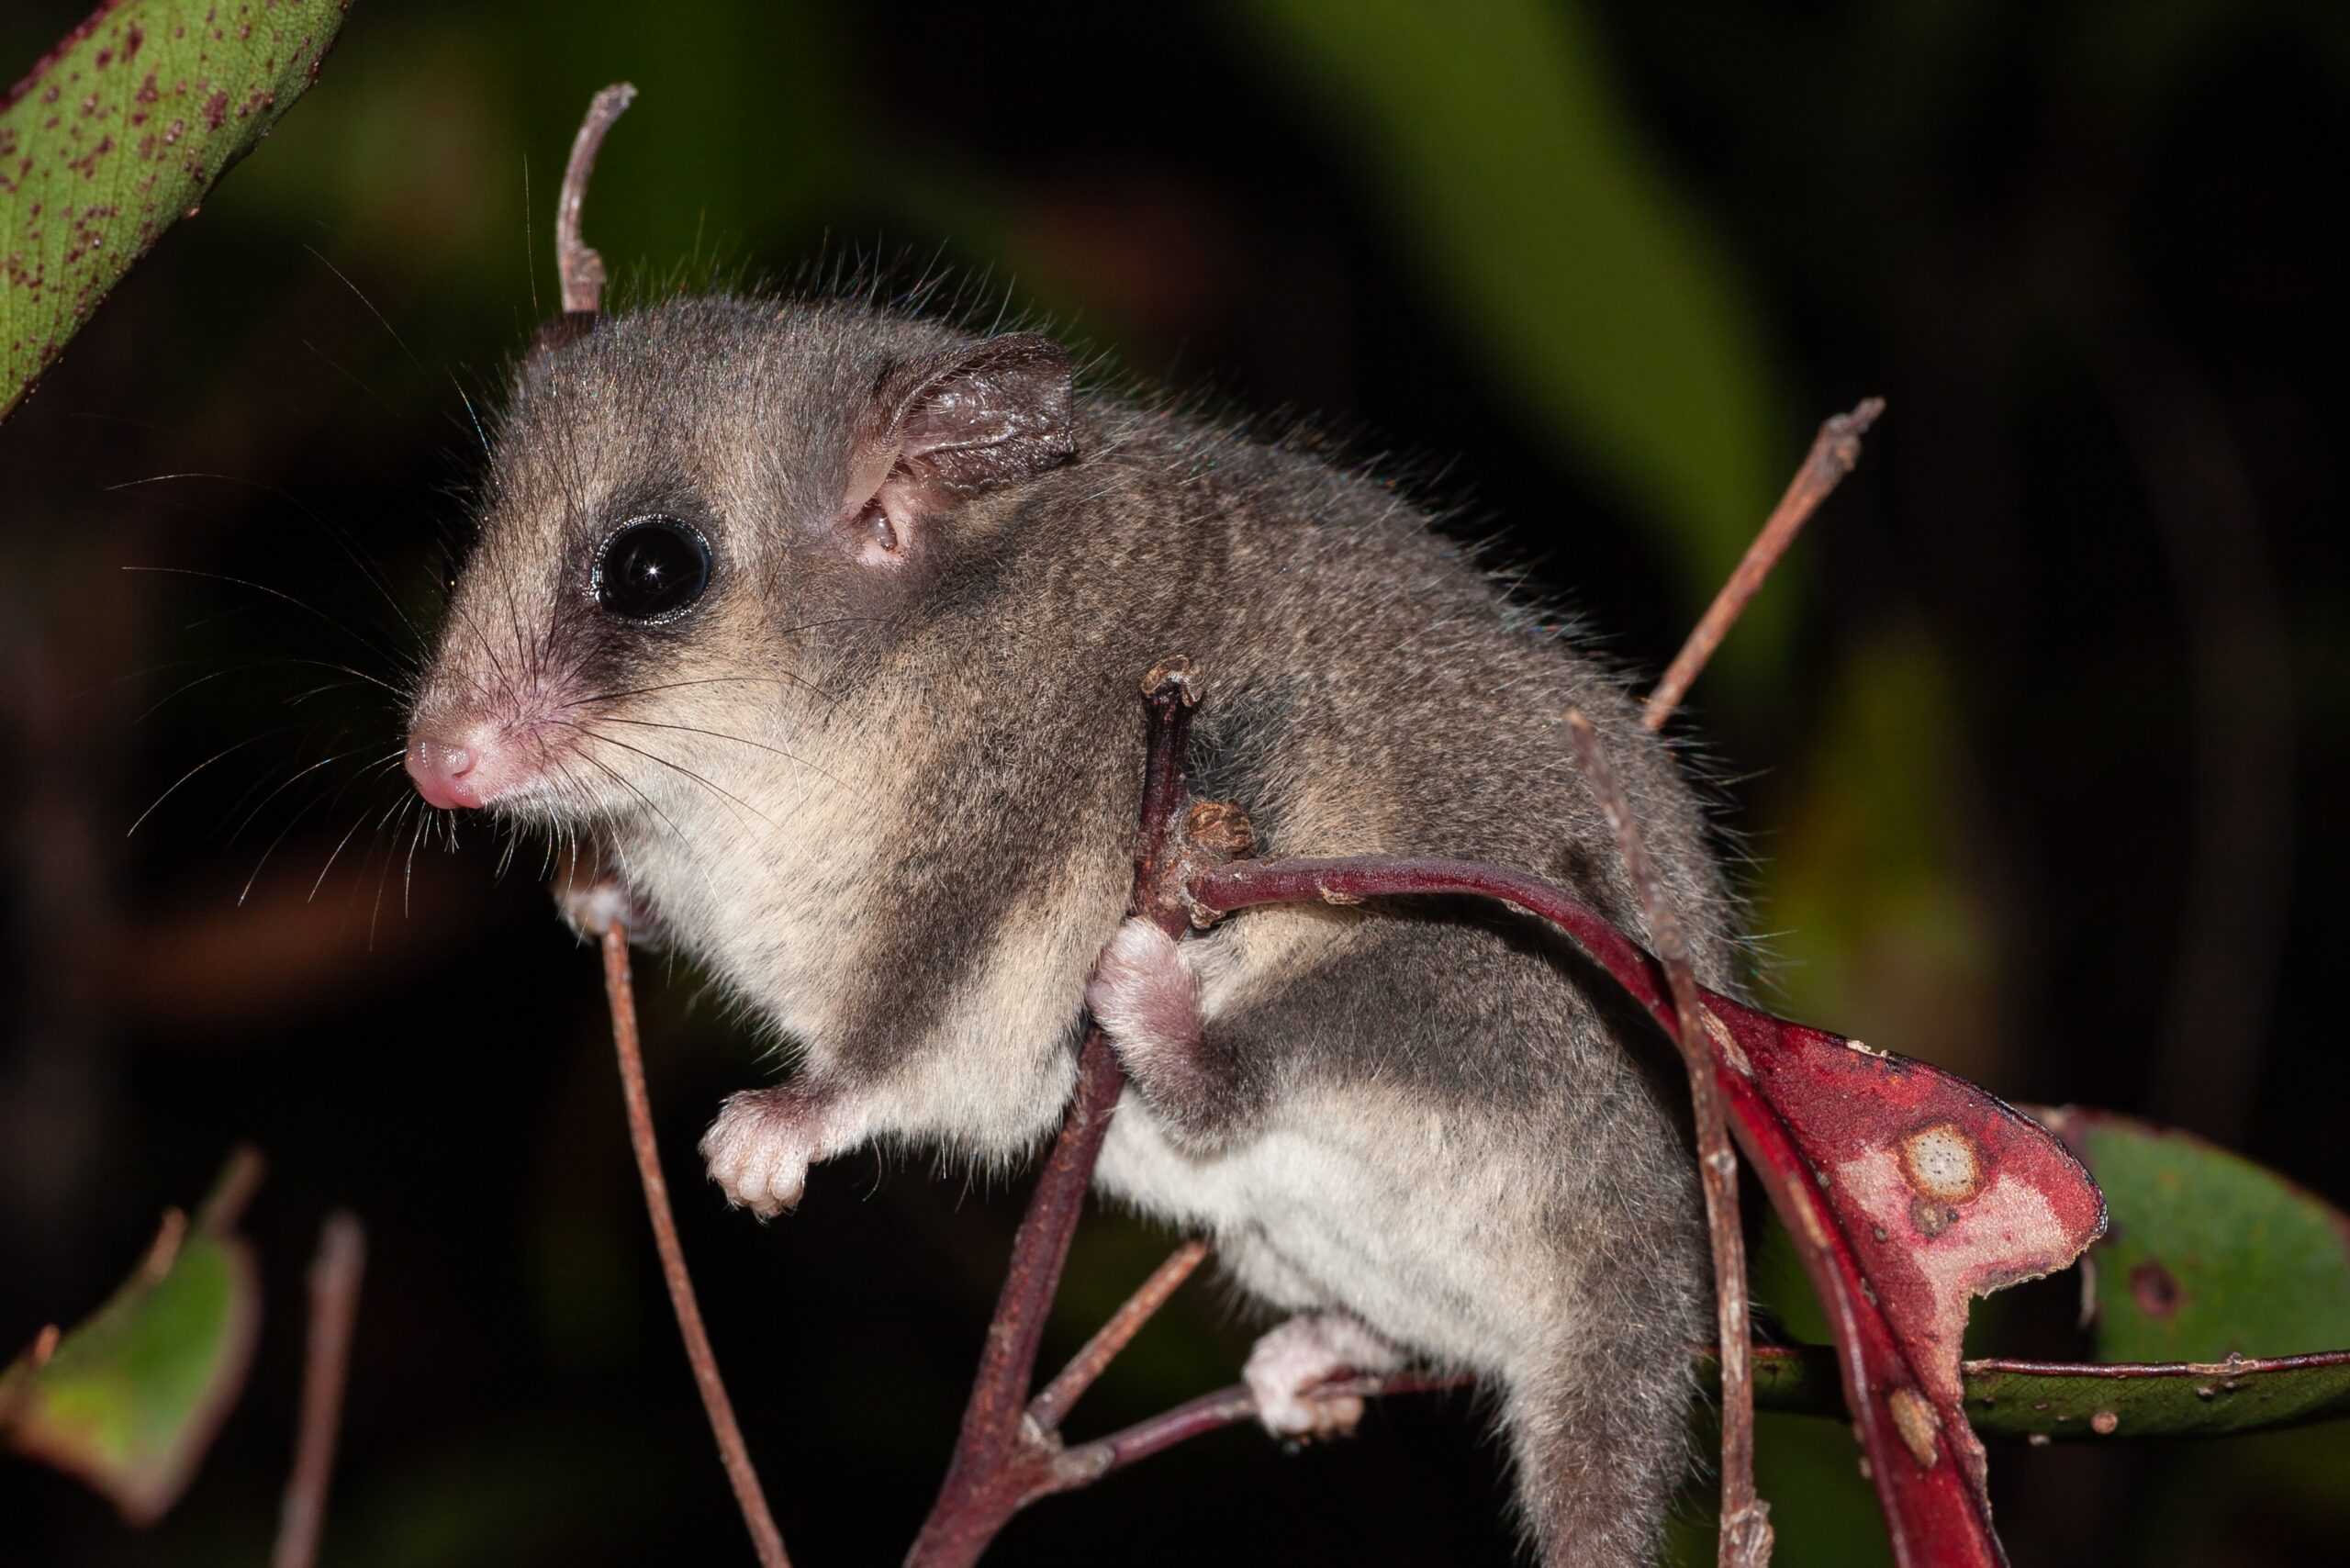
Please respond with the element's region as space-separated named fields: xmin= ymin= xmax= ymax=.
xmin=1093 ymin=1084 xmax=1560 ymax=1377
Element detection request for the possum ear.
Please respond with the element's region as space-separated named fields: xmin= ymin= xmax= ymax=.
xmin=842 ymin=334 xmax=1076 ymax=570
xmin=884 ymin=333 xmax=1075 ymax=491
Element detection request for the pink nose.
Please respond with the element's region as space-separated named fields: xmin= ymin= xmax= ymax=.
xmin=406 ymin=734 xmax=487 ymax=810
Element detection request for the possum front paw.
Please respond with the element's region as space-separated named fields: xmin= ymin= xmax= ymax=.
xmin=553 ymin=868 xmax=663 ymax=947
xmin=699 ymin=1084 xmax=848 ymax=1219
xmin=1245 ymin=1314 xmax=1405 ymax=1443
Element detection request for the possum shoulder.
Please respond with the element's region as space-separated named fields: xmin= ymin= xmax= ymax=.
xmin=1060 ymin=390 xmax=1520 ymax=623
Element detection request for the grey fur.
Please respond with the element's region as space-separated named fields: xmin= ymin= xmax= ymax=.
xmin=409 ymin=295 xmax=1736 ymax=1566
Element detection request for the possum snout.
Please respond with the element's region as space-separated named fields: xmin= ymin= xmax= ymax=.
xmin=403 ymin=719 xmax=555 ymax=810
xmin=404 ymin=733 xmax=483 ymax=809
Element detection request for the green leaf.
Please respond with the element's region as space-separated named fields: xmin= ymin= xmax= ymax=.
xmin=1960 ymin=1352 xmax=2350 ymax=1441
xmin=0 ymin=0 xmax=352 ymax=420
xmin=2040 ymin=1108 xmax=2350 ymax=1363
xmin=1239 ymin=0 xmax=1786 ymax=668
xmin=1735 ymin=1342 xmax=2350 ymax=1441
xmin=0 ymin=1151 xmax=263 ymax=1524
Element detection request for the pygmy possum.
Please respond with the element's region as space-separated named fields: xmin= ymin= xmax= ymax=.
xmin=404 ymin=295 xmax=1740 ymax=1566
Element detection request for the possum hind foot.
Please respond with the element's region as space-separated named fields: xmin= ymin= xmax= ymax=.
xmin=1245 ymin=1313 xmax=1405 ymax=1443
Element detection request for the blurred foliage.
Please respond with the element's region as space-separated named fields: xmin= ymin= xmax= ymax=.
xmin=1240 ymin=0 xmax=1787 ymax=679
xmin=1756 ymin=625 xmax=1998 ymax=1074
xmin=0 ymin=1154 xmax=259 ymax=1526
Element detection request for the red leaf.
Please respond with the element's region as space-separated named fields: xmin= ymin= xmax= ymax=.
xmin=1193 ymin=856 xmax=2108 ymax=1568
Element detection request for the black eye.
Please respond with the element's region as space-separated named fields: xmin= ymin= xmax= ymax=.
xmin=593 ymin=516 xmax=712 ymax=622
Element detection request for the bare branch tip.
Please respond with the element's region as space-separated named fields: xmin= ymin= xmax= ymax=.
xmin=1819 ymin=397 xmax=1886 ymax=472
xmin=1642 ymin=394 xmax=1885 ymax=731
xmin=313 ymin=1212 xmax=366 ymax=1278
xmin=556 ymin=83 xmax=639 ymax=318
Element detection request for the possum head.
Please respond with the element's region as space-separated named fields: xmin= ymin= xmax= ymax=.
xmin=403 ymin=297 xmax=1077 ymax=939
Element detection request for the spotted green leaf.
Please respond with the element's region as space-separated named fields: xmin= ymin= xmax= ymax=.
xmin=0 ymin=0 xmax=352 ymax=420
xmin=2042 ymin=1108 xmax=2350 ymax=1364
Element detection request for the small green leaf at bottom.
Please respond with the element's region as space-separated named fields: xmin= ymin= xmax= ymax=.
xmin=1 ymin=1155 xmax=263 ymax=1524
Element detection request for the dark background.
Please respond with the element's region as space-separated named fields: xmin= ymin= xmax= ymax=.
xmin=4 ymin=2 xmax=2346 ymax=1563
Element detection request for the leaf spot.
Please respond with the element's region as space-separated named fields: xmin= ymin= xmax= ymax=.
xmin=1901 ymin=1121 xmax=1982 ymax=1204
xmin=2127 ymin=1259 xmax=2181 ymax=1318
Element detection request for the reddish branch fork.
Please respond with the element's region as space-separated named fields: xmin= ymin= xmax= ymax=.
xmin=908 ymin=662 xmax=1231 ymax=1566
xmin=901 ymin=664 xmax=1505 ymax=1566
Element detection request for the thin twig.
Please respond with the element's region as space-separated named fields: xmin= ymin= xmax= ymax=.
xmin=272 ymin=1214 xmax=365 ymax=1568
xmin=1049 ymin=1369 xmax=1472 ymax=1492
xmin=1029 ymin=1239 xmax=1210 ymax=1433
xmin=599 ymin=922 xmax=791 ymax=1568
xmin=1565 ymin=711 xmax=1770 ymax=1565
xmin=1642 ymin=398 xmax=1884 ymax=732
xmin=556 ymin=84 xmax=637 ymax=316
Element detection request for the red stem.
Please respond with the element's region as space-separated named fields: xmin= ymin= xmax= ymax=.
xmin=600 ymin=924 xmax=791 ymax=1568
xmin=904 ymin=1031 xmax=1128 ymax=1567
